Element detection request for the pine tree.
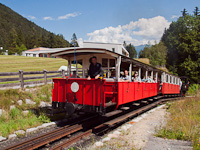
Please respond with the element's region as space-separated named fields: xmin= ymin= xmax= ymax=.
xmin=193 ymin=7 xmax=200 ymax=16
xmin=70 ymin=33 xmax=79 ymax=47
xmin=123 ymin=41 xmax=127 ymax=48
xmin=126 ymin=43 xmax=137 ymax=59
xmin=181 ymin=8 xmax=188 ymax=18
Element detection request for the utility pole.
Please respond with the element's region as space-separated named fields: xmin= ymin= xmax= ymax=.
xmin=0 ymin=35 xmax=4 ymax=53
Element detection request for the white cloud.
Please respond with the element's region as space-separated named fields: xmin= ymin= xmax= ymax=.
xmin=58 ymin=12 xmax=81 ymax=20
xmin=77 ymin=38 xmax=83 ymax=47
xmin=171 ymin=15 xmax=180 ymax=19
xmin=27 ymin=15 xmax=36 ymax=20
xmin=43 ymin=16 xmax=54 ymax=20
xmin=87 ymin=16 xmax=170 ymax=46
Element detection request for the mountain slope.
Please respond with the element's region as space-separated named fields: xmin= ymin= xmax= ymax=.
xmin=0 ymin=3 xmax=70 ymax=54
xmin=135 ymin=45 xmax=145 ymax=54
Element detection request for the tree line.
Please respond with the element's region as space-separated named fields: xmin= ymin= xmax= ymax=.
xmin=139 ymin=7 xmax=200 ymax=83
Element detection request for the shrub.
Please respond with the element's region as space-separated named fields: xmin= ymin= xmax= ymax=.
xmin=187 ymin=84 xmax=199 ymax=96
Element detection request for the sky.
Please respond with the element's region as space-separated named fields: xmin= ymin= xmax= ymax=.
xmin=0 ymin=0 xmax=200 ymax=46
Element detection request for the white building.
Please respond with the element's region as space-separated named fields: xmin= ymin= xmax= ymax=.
xmin=22 ymin=47 xmax=60 ymax=58
xmin=83 ymin=42 xmax=129 ymax=57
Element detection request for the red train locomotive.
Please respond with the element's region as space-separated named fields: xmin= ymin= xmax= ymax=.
xmin=51 ymin=42 xmax=180 ymax=115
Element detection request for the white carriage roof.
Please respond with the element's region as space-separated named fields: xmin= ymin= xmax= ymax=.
xmin=51 ymin=47 xmax=179 ymax=77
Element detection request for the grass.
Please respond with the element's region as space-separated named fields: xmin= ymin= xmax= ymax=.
xmin=0 ymin=84 xmax=52 ymax=110
xmin=0 ymin=108 xmax=50 ymax=137
xmin=0 ymin=84 xmax=52 ymax=137
xmin=0 ymin=55 xmax=68 ymax=72
xmin=135 ymin=58 xmax=150 ymax=65
xmin=155 ymin=90 xmax=200 ymax=150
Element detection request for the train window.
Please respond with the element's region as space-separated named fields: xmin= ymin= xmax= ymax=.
xmin=109 ymin=59 xmax=115 ymax=67
xmin=102 ymin=59 xmax=108 ymax=67
xmin=166 ymin=75 xmax=168 ymax=82
xmin=70 ymin=59 xmax=83 ymax=77
xmin=102 ymin=59 xmax=116 ymax=78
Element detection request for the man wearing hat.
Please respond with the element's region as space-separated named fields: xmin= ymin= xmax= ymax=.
xmin=87 ymin=56 xmax=103 ymax=79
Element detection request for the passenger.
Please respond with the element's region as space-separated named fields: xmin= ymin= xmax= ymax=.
xmin=87 ymin=56 xmax=103 ymax=80
xmin=186 ymin=81 xmax=190 ymax=91
xmin=152 ymin=77 xmax=156 ymax=83
xmin=133 ymin=71 xmax=141 ymax=82
xmin=141 ymin=76 xmax=146 ymax=82
xmin=159 ymin=78 xmax=163 ymax=91
xmin=121 ymin=70 xmax=131 ymax=82
xmin=146 ymin=76 xmax=152 ymax=83
xmin=110 ymin=70 xmax=116 ymax=79
xmin=71 ymin=71 xmax=80 ymax=78
xmin=179 ymin=79 xmax=182 ymax=91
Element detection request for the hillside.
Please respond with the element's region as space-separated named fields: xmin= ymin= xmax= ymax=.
xmin=0 ymin=55 xmax=68 ymax=72
xmin=0 ymin=3 xmax=70 ymax=55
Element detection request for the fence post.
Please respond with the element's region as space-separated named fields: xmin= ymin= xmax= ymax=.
xmin=44 ymin=69 xmax=47 ymax=84
xmin=62 ymin=70 xmax=65 ymax=78
xmin=19 ymin=70 xmax=24 ymax=90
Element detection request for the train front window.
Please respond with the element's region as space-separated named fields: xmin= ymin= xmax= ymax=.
xmin=70 ymin=59 xmax=83 ymax=78
xmin=109 ymin=59 xmax=115 ymax=67
xmin=102 ymin=59 xmax=108 ymax=67
xmin=102 ymin=59 xmax=116 ymax=78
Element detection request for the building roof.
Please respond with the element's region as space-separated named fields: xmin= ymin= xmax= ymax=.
xmin=24 ymin=47 xmax=67 ymax=54
xmin=83 ymin=41 xmax=122 ymax=45
xmin=25 ymin=47 xmax=50 ymax=52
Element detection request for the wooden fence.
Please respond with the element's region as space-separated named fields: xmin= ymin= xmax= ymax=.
xmin=0 ymin=70 xmax=66 ymax=89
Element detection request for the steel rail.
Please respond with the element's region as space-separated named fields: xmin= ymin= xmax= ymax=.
xmin=4 ymin=124 xmax=82 ymax=150
xmin=3 ymin=115 xmax=97 ymax=150
xmin=51 ymin=129 xmax=92 ymax=150
xmin=49 ymin=97 xmax=183 ymax=150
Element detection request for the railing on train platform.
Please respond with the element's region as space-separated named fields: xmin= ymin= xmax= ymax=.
xmin=0 ymin=70 xmax=66 ymax=89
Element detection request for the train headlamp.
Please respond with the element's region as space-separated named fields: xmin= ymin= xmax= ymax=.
xmin=71 ymin=82 xmax=79 ymax=93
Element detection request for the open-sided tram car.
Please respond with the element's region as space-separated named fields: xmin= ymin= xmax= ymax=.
xmin=51 ymin=46 xmax=181 ymax=115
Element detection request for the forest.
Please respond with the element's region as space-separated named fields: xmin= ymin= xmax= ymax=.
xmin=0 ymin=3 xmax=70 ymax=55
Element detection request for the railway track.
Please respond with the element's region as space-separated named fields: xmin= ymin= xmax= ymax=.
xmin=3 ymin=96 xmax=182 ymax=150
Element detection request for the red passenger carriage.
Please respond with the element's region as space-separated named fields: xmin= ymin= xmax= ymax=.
xmin=51 ymin=43 xmax=181 ymax=115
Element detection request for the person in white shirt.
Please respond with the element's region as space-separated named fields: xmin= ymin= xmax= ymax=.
xmin=120 ymin=70 xmax=131 ymax=82
xmin=133 ymin=71 xmax=141 ymax=82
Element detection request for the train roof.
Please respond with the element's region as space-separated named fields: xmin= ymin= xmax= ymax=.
xmin=51 ymin=47 xmax=179 ymax=77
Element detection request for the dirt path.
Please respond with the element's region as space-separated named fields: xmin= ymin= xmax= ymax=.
xmin=86 ymin=105 xmax=193 ymax=150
